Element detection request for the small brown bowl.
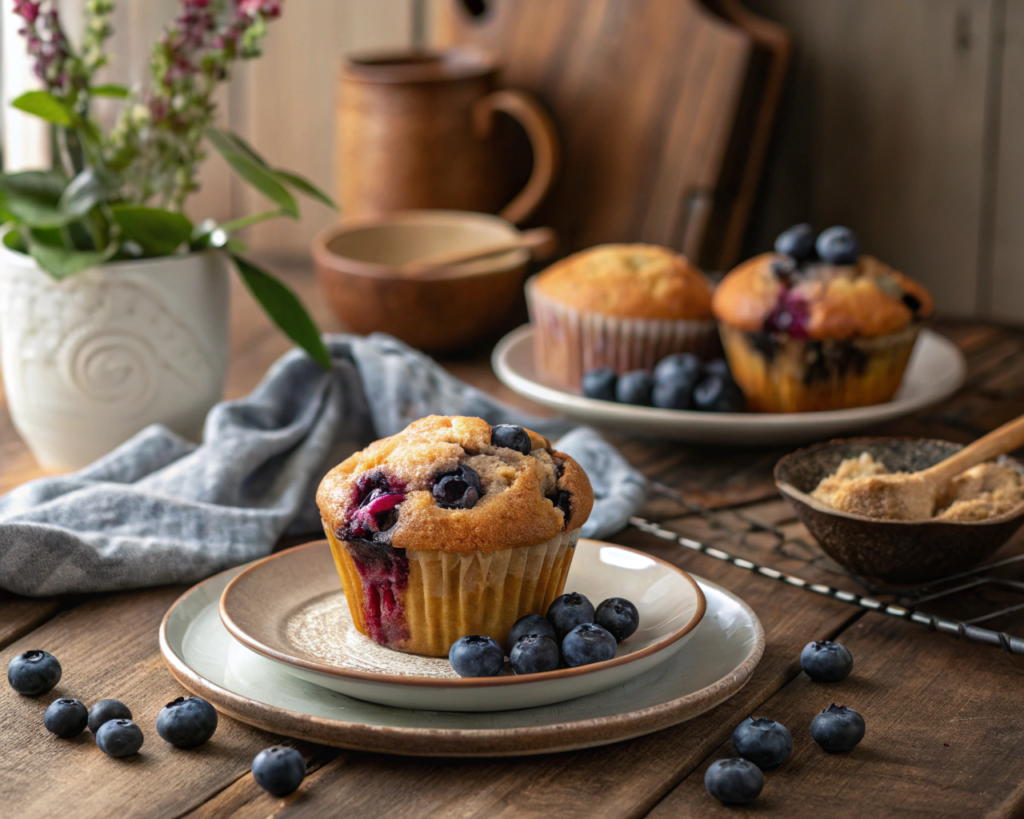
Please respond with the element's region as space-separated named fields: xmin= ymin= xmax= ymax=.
xmin=774 ymin=437 xmax=1024 ymax=585
xmin=312 ymin=210 xmax=531 ymax=354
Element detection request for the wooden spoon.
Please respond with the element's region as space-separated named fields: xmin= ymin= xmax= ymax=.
xmin=399 ymin=227 xmax=557 ymax=277
xmin=828 ymin=413 xmax=1024 ymax=520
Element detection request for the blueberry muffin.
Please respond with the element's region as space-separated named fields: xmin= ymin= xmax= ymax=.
xmin=712 ymin=225 xmax=934 ymax=413
xmin=316 ymin=416 xmax=594 ymax=657
xmin=526 ymin=244 xmax=716 ymax=392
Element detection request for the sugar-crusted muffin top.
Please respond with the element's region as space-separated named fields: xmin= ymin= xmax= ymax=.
xmin=712 ymin=252 xmax=934 ymax=341
xmin=316 ymin=416 xmax=594 ymax=553
xmin=530 ymin=244 xmax=713 ymax=321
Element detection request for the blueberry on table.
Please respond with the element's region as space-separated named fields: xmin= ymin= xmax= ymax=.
xmin=704 ymin=758 xmax=764 ymax=805
xmin=7 ymin=650 xmax=61 ymax=696
xmin=252 ymin=746 xmax=307 ymax=797
xmin=811 ymin=704 xmax=865 ymax=752
xmin=774 ymin=223 xmax=816 ymax=261
xmin=506 ymin=613 xmax=556 ymax=653
xmin=693 ymin=374 xmax=745 ymax=413
xmin=615 ymin=370 xmax=654 ymax=406
xmin=432 ymin=464 xmax=483 ymax=510
xmin=44 ymin=698 xmax=89 ymax=738
xmin=594 ymin=598 xmax=639 ymax=642
xmin=731 ymin=717 xmax=793 ymax=769
xmin=562 ymin=623 xmax=617 ymax=667
xmin=800 ymin=640 xmax=853 ymax=682
xmin=652 ymin=362 xmax=697 ymax=410
xmin=96 ymin=719 xmax=144 ymax=758
xmin=653 ymin=353 xmax=702 ymax=386
xmin=448 ymin=635 xmax=505 ymax=678
xmin=546 ymin=592 xmax=596 ymax=641
xmin=156 ymin=696 xmax=218 ymax=749
xmin=815 ymin=226 xmax=860 ymax=265
xmin=582 ymin=367 xmax=618 ymax=402
xmin=509 ymin=634 xmax=560 ymax=675
xmin=491 ymin=424 xmax=532 ymax=455
xmin=88 ymin=698 xmax=132 ymax=733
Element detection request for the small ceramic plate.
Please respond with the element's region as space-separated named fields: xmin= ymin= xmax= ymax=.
xmin=160 ymin=563 xmax=763 ymax=756
xmin=218 ymin=540 xmax=706 ymax=712
xmin=492 ymin=325 xmax=966 ymax=446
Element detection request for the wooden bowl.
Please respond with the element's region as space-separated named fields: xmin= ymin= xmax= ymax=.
xmin=774 ymin=437 xmax=1024 ymax=585
xmin=312 ymin=211 xmax=530 ymax=354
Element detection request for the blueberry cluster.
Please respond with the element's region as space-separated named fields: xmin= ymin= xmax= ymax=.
xmin=705 ymin=638 xmax=864 ymax=805
xmin=583 ymin=353 xmax=744 ymax=413
xmin=7 ymin=648 xmax=305 ymax=798
xmin=775 ymin=223 xmax=860 ymax=267
xmin=447 ymin=592 xmax=640 ymax=677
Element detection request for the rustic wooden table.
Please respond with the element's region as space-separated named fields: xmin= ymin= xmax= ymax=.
xmin=1 ymin=266 xmax=1023 ymax=818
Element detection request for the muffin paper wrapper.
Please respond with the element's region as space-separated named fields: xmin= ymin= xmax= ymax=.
xmin=720 ymin=324 xmax=921 ymax=413
xmin=526 ymin=279 xmax=718 ymax=392
xmin=327 ymin=527 xmax=579 ymax=657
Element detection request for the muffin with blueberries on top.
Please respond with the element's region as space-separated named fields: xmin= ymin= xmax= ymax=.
xmin=526 ymin=244 xmax=717 ymax=392
xmin=316 ymin=415 xmax=594 ymax=657
xmin=712 ymin=225 xmax=933 ymax=413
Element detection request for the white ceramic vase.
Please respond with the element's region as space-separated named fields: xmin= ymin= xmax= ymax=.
xmin=0 ymin=246 xmax=231 ymax=471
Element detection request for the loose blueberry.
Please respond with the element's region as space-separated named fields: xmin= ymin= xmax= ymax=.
xmin=615 ymin=370 xmax=654 ymax=406
xmin=800 ymin=640 xmax=853 ymax=682
xmin=582 ymin=368 xmax=618 ymax=401
xmin=88 ymin=699 xmax=133 ymax=733
xmin=702 ymin=359 xmax=731 ymax=378
xmin=653 ymin=353 xmax=702 ymax=386
xmin=546 ymin=592 xmax=596 ymax=642
xmin=811 ymin=704 xmax=865 ymax=752
xmin=562 ymin=623 xmax=617 ymax=667
xmin=731 ymin=717 xmax=793 ymax=769
xmin=7 ymin=650 xmax=61 ymax=696
xmin=509 ymin=634 xmax=560 ymax=675
xmin=156 ymin=696 xmax=218 ymax=749
xmin=252 ymin=746 xmax=307 ymax=797
xmin=774 ymin=223 xmax=816 ymax=261
xmin=704 ymin=758 xmax=764 ymax=805
xmin=96 ymin=719 xmax=144 ymax=757
xmin=506 ymin=613 xmax=557 ymax=653
xmin=693 ymin=374 xmax=745 ymax=412
xmin=652 ymin=364 xmax=697 ymax=411
xmin=594 ymin=598 xmax=639 ymax=642
xmin=432 ymin=464 xmax=482 ymax=510
xmin=815 ymin=226 xmax=860 ymax=265
xmin=491 ymin=424 xmax=532 ymax=455
xmin=44 ymin=698 xmax=89 ymax=738
xmin=448 ymin=635 xmax=505 ymax=677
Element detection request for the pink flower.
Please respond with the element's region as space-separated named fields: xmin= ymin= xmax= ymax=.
xmin=238 ymin=0 xmax=281 ymax=18
xmin=13 ymin=0 xmax=41 ymax=25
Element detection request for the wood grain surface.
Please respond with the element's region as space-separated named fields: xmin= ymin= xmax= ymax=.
xmin=0 ymin=264 xmax=1022 ymax=817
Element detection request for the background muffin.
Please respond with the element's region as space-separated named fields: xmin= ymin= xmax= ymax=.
xmin=526 ymin=244 xmax=717 ymax=392
xmin=316 ymin=416 xmax=594 ymax=657
xmin=713 ymin=225 xmax=934 ymax=413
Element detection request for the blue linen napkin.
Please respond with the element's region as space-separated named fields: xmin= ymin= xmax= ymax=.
xmin=0 ymin=334 xmax=646 ymax=596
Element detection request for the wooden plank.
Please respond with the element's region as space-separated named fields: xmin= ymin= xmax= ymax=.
xmin=0 ymin=594 xmax=65 ymax=649
xmin=649 ymin=612 xmax=1024 ymax=818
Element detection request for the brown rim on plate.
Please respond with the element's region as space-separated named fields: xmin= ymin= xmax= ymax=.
xmin=159 ymin=563 xmax=764 ymax=757
xmin=217 ymin=540 xmax=708 ymax=688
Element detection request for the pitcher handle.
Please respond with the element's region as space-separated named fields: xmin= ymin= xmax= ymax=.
xmin=473 ymin=89 xmax=560 ymax=225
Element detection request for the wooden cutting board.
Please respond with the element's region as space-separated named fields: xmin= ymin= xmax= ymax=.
xmin=435 ymin=0 xmax=790 ymax=271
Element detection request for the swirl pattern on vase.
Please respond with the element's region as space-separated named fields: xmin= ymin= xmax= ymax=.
xmin=58 ymin=328 xmax=160 ymax=412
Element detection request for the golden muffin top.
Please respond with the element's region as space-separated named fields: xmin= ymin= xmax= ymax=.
xmin=530 ymin=244 xmax=713 ymax=321
xmin=316 ymin=415 xmax=594 ymax=553
xmin=712 ymin=253 xmax=934 ymax=341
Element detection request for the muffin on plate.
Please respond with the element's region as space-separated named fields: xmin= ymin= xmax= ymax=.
xmin=316 ymin=415 xmax=594 ymax=657
xmin=712 ymin=225 xmax=933 ymax=413
xmin=525 ymin=244 xmax=716 ymax=392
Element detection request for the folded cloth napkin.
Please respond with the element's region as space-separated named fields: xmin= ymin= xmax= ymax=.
xmin=0 ymin=334 xmax=646 ymax=596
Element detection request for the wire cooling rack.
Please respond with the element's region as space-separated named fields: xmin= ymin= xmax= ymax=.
xmin=631 ymin=484 xmax=1024 ymax=655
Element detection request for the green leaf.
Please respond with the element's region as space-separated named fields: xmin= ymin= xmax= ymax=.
xmin=11 ymin=91 xmax=73 ymax=126
xmin=2 ymin=228 xmax=27 ymax=252
xmin=60 ymin=167 xmax=120 ymax=219
xmin=0 ymin=170 xmax=69 ymax=227
xmin=205 ymin=128 xmax=299 ymax=218
xmin=91 ymin=84 xmax=130 ymax=99
xmin=275 ymin=170 xmax=337 ymax=210
xmin=29 ymin=238 xmax=116 ymax=280
xmin=111 ymin=205 xmax=193 ymax=256
xmin=232 ymin=254 xmax=330 ymax=368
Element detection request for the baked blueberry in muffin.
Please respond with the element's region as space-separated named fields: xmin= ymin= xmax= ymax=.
xmin=316 ymin=416 xmax=594 ymax=657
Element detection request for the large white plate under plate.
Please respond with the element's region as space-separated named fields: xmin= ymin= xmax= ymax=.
xmin=493 ymin=325 xmax=966 ymax=446
xmin=160 ymin=564 xmax=764 ymax=757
